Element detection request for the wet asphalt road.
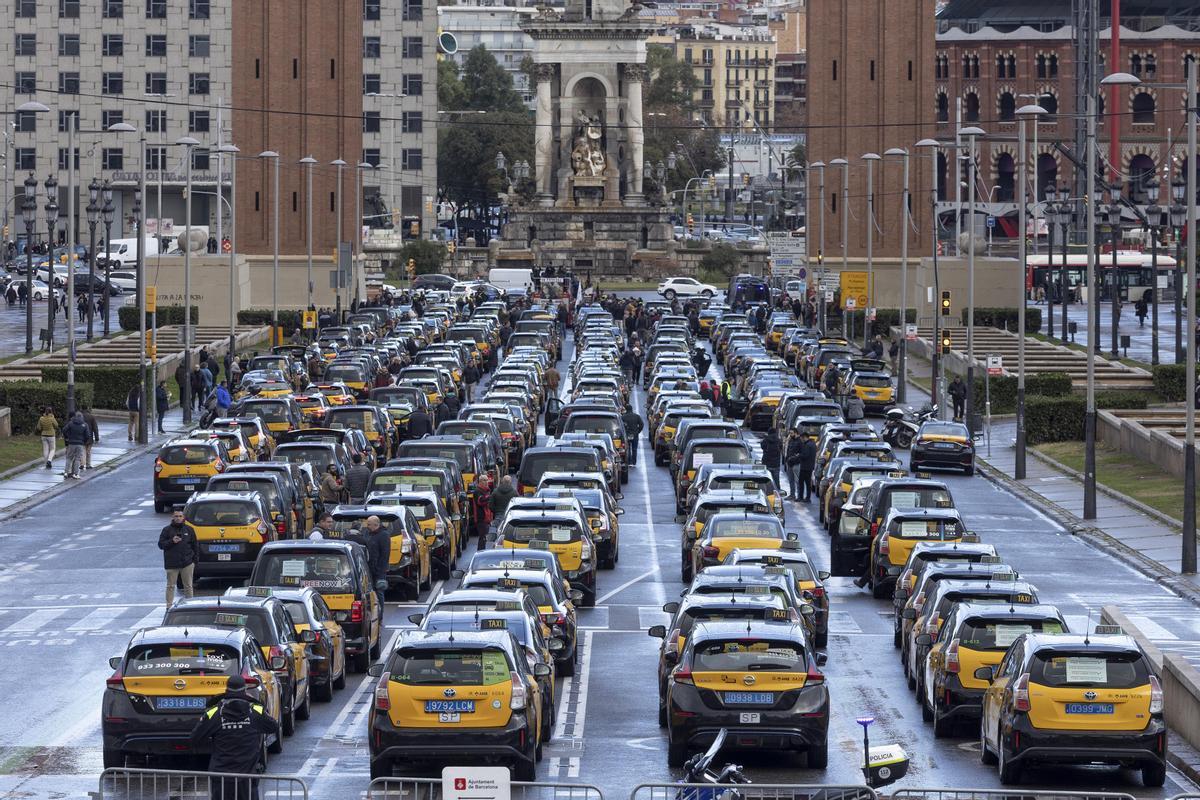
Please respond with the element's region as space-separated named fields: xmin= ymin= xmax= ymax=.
xmin=0 ymin=314 xmax=1198 ymax=798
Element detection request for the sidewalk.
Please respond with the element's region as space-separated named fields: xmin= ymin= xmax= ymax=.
xmin=0 ymin=406 xmax=192 ymax=518
xmin=1031 ymin=298 xmax=1184 ymax=365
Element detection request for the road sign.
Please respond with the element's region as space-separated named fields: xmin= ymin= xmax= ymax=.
xmin=867 ymin=307 xmax=877 ymax=322
xmin=145 ymin=286 xmax=156 ymax=313
xmin=824 ymin=290 xmax=834 ymax=302
xmin=302 ymin=310 xmax=317 ymax=330
xmin=845 ymin=297 xmax=858 ymax=310
xmin=905 ymin=323 xmax=918 ymax=340
xmin=987 ymin=354 xmax=1003 ymax=376
xmin=839 ymin=271 xmax=869 ymax=311
xmin=442 ymin=767 xmax=510 ymax=800
xmin=986 ymin=215 xmax=996 ymax=229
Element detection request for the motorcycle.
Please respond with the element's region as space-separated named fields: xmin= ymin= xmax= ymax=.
xmin=881 ymin=403 xmax=937 ymax=449
xmin=676 ymin=730 xmax=750 ymax=800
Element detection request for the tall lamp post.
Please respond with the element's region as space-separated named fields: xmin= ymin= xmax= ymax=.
xmin=1014 ymin=104 xmax=1046 ymax=480
xmin=43 ymin=177 xmax=58 ymax=351
xmin=21 ymin=173 xmax=36 ymax=356
xmin=958 ymin=126 xmax=985 ymax=437
xmin=1146 ymin=179 xmax=1164 ymax=365
xmin=85 ymin=179 xmax=100 ymax=341
xmin=101 ymin=182 xmax=114 ymax=336
xmin=332 ymin=159 xmax=346 ymax=321
xmin=1173 ymin=178 xmax=1186 ymax=363
xmin=810 ymin=161 xmax=826 ymax=330
xmin=178 ymin=136 xmax=199 ymax=422
xmin=916 ymin=139 xmax=942 ymax=415
xmin=300 ymin=156 xmax=316 ymax=311
xmin=218 ymin=144 xmax=239 ymax=366
xmin=258 ymin=150 xmax=280 ymax=343
xmin=1105 ymin=182 xmax=1123 ymax=359
xmin=830 ymin=158 xmax=849 ymax=338
xmin=353 ymin=161 xmax=373 ymax=310
xmin=884 ymin=148 xmax=910 ymax=403
xmin=1183 ymin=63 xmax=1197 ymax=574
xmin=862 ymin=152 xmax=881 ymax=351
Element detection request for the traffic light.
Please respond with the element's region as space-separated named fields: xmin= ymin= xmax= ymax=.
xmin=446 ymin=240 xmax=457 ymax=255
xmin=707 ymin=174 xmax=717 ymax=192
xmin=940 ymin=333 xmax=952 ymax=356
xmin=145 ymin=330 xmax=157 ymax=361
xmin=816 ymin=250 xmax=823 ymax=265
xmin=940 ymin=290 xmax=952 ymax=317
xmin=406 ymin=258 xmax=416 ymax=278
xmin=686 ymin=213 xmax=694 ymax=232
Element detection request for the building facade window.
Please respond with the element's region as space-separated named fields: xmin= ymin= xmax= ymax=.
xmin=964 ymin=92 xmax=980 ymax=122
xmin=14 ymin=34 xmax=36 ymax=57
xmin=102 ymin=0 xmax=123 ymax=17
xmin=1036 ymin=54 xmax=1046 ymax=78
xmin=364 ymin=0 xmax=380 ymax=19
xmin=102 ymin=34 xmax=124 ymax=57
xmin=102 ymin=72 xmax=124 ymax=95
xmin=146 ymin=35 xmax=166 ymax=57
xmin=402 ymin=37 xmax=423 ymax=59
xmin=403 ymin=0 xmax=422 ymax=20
xmin=402 ymin=111 xmax=422 ymax=133
xmin=363 ymin=73 xmax=381 ymax=94
xmin=102 ymin=148 xmax=124 ymax=170
xmin=363 ymin=148 xmax=381 ymax=166
xmin=936 ymin=92 xmax=949 ymax=122
xmin=146 ymin=0 xmax=166 ymax=17
xmin=363 ymin=111 xmax=381 ymax=133
xmin=189 ymin=0 xmax=209 ymax=18
xmin=102 ymin=109 xmax=123 ymax=129
xmin=58 ymin=148 xmax=80 ymax=171
xmin=16 ymin=0 xmax=36 ymax=17
xmin=189 ymin=73 xmax=209 ymax=95
xmin=402 ymin=148 xmax=422 ymax=170
xmin=403 ymin=74 xmax=423 ymax=95
xmin=58 ymin=109 xmax=78 ymax=132
xmin=1132 ymin=92 xmax=1156 ymax=124
xmin=364 ymin=37 xmax=381 ymax=58
xmin=145 ymin=109 xmax=166 ymax=132
xmin=192 ymin=149 xmax=209 ymax=170
xmin=59 ymin=0 xmax=80 ymax=18
xmin=998 ymin=91 xmax=1015 ymax=121
xmin=15 ymin=72 xmax=36 ymax=94
xmin=189 ymin=110 xmax=210 ymax=132
xmin=15 ymin=148 xmax=36 ymax=171
xmin=59 ymin=72 xmax=80 ymax=94
xmin=14 ymin=110 xmax=36 ymax=133
xmin=189 ymin=35 xmax=210 ymax=58
xmin=146 ymin=72 xmax=167 ymax=94
xmin=145 ymin=146 xmax=166 ymax=170
xmin=59 ymin=34 xmax=80 ymax=56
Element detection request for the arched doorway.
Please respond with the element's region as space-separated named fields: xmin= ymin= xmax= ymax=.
xmin=937 ymin=151 xmax=948 ymax=201
xmin=1036 ymin=153 xmax=1058 ymax=200
xmin=996 ymin=153 xmax=1015 ymax=202
xmin=1127 ymin=154 xmax=1156 ymax=200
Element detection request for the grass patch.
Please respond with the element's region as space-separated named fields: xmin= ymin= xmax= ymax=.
xmin=593 ymin=280 xmax=661 ymax=291
xmin=1035 ymin=441 xmax=1197 ymax=523
xmin=0 ymin=435 xmax=49 ymax=473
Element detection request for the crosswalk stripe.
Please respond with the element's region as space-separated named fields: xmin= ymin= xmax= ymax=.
xmin=1127 ymin=614 xmax=1180 ymax=641
xmin=67 ymin=606 xmax=127 ymax=631
xmin=129 ymin=606 xmax=166 ymax=631
xmin=4 ymin=608 xmax=67 ymax=632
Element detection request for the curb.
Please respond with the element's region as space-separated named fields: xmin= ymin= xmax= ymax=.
xmin=975 ymin=456 xmax=1200 ymax=607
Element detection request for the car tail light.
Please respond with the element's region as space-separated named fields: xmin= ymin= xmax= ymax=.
xmin=154 ymin=461 xmax=164 ymax=474
xmin=870 ymin=522 xmax=879 ymax=536
xmin=581 ymin=541 xmax=592 ymax=561
xmin=899 ymin=569 xmax=912 ymax=589
xmin=1013 ymin=673 xmax=1031 ymax=712
xmin=510 ymin=678 xmax=527 ymax=710
xmin=543 ymin=612 xmax=565 ymax=626
xmin=673 ymin=669 xmax=694 ymax=686
xmin=703 ymin=546 xmax=720 ymax=559
xmin=806 ymin=668 xmax=825 ymax=685
xmin=269 ymin=645 xmax=288 ymax=671
xmin=878 ymin=535 xmax=890 ymax=556
xmin=517 ymin=482 xmax=529 ymax=495
xmin=924 ymin=615 xmax=940 ymax=636
xmin=1150 ymin=675 xmax=1164 ymax=714
xmin=241 ymin=671 xmax=261 ymax=688
xmin=808 ymin=587 xmax=825 ymax=599
xmin=106 ymin=669 xmax=125 ymax=689
xmin=945 ymin=638 xmax=960 ymax=673
xmin=374 ymin=671 xmax=391 ymax=711
xmin=350 ymin=600 xmax=364 ymax=623
xmin=913 ymin=592 xmax=926 ymax=611
xmin=257 ymin=521 xmax=270 ymax=537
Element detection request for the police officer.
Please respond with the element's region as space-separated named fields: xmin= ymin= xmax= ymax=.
xmin=189 ymin=674 xmax=281 ymax=800
xmin=621 ymin=406 xmax=644 ymax=467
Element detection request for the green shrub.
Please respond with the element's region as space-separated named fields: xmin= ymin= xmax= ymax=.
xmin=1025 ymin=395 xmax=1085 ymax=444
xmin=0 ymin=381 xmax=94 ymax=434
xmin=1152 ymin=364 xmax=1186 ymax=402
xmin=236 ymin=310 xmax=303 ymax=330
xmin=961 ymin=307 xmax=1042 ymax=334
xmin=41 ymin=366 xmax=139 ymax=410
xmin=118 ymin=304 xmax=198 ymax=331
xmin=869 ymin=309 xmax=916 ymax=338
xmin=1096 ymin=390 xmax=1149 ymax=410
xmin=698 ymin=244 xmax=742 ymax=279
xmin=969 ymin=371 xmax=1072 ymax=415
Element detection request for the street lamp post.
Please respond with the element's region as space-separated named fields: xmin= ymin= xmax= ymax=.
xmin=85 ymin=179 xmax=100 ymax=341
xmin=810 ymin=161 xmax=826 ymax=330
xmin=218 ymin=144 xmax=239 ymax=368
xmin=101 ymin=181 xmax=114 ymax=337
xmin=830 ymin=158 xmax=849 ymax=338
xmin=178 ymin=136 xmax=199 ymax=423
xmin=21 ymin=174 xmax=36 ymax=356
xmin=1183 ymin=63 xmax=1197 ymax=574
xmin=1173 ymin=179 xmax=1186 ymax=364
xmin=132 ymin=178 xmax=145 ymax=444
xmin=1058 ymin=185 xmax=1073 ymax=342
xmin=332 ymin=159 xmax=346 ymax=321
xmin=258 ymin=151 xmax=280 ymax=342
xmin=916 ymin=139 xmax=942 ymax=415
xmin=862 ymin=153 xmax=881 ymax=352
xmin=354 ymin=161 xmax=373 ymax=310
xmin=885 ymin=148 xmax=910 ymax=404
xmin=1106 ymin=182 xmax=1122 ymax=359
xmin=43 ymin=176 xmax=58 ymax=351
xmin=300 ymin=156 xmax=316 ymax=312
xmin=959 ymin=126 xmax=986 ymax=437
xmin=1014 ymin=104 xmax=1046 ymax=480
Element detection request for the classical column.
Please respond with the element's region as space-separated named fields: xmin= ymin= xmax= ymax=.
xmin=625 ymin=63 xmax=648 ymax=201
xmin=534 ymin=63 xmax=556 ymax=201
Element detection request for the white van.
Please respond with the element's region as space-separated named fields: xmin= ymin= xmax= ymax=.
xmin=101 ymin=237 xmax=160 ymax=269
xmin=488 ymin=268 xmax=532 ymax=295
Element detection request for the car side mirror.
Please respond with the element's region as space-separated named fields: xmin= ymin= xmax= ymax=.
xmin=674 ymin=514 xmax=685 ymax=524
xmin=407 ymin=613 xmax=424 ymax=625
xmin=108 ymin=656 xmax=122 ymax=670
xmin=569 ymin=589 xmax=584 ymax=602
xmin=367 ymin=663 xmax=385 ymax=677
xmin=800 ymin=605 xmax=815 ymax=617
xmin=533 ymin=663 xmax=552 ymax=677
xmin=616 ymin=492 xmax=624 ymax=500
xmin=648 ymin=625 xmax=667 ymax=639
xmin=974 ymin=665 xmax=995 ymax=683
xmin=548 ymin=638 xmax=565 ymax=651
xmin=901 ymin=608 xmax=916 ymax=620
xmin=450 ymin=569 xmax=464 ymax=579
xmin=662 ymin=601 xmax=679 ymax=614
xmin=270 ymin=655 xmax=287 ymax=670
xmin=816 ymin=652 xmax=828 ymax=666
xmin=914 ymin=634 xmax=932 ymax=646
xmin=616 ymin=508 xmax=625 ymax=516
xmin=300 ymin=629 xmax=319 ymax=644
xmin=817 ymin=571 xmax=830 ymax=581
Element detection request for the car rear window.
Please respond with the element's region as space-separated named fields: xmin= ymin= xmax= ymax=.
xmin=689 ymin=444 xmax=750 ymax=467
xmin=882 ymin=487 xmax=954 ymax=511
xmin=186 ymin=501 xmax=257 ymax=526
xmin=160 ymin=445 xmax=217 ymax=465
xmin=693 ymin=639 xmax=803 ymax=671
xmin=326 ymin=409 xmax=377 ymax=432
xmin=125 ymin=643 xmax=240 ymax=676
xmin=245 ymin=403 xmax=291 ymax=423
xmin=564 ymin=416 xmax=620 ymax=436
xmin=324 ymin=365 xmax=366 ymax=383
xmin=371 ymin=471 xmax=447 ymax=494
xmin=856 ymin=376 xmax=891 ymax=388
xmin=519 ymin=452 xmax=600 ymax=485
xmin=392 ymin=649 xmax=511 ymax=686
xmin=399 ymin=444 xmax=470 ymax=471
xmin=958 ymin=618 xmax=1065 ymax=650
xmin=1031 ymin=651 xmax=1150 ymax=688
xmin=503 ymin=520 xmax=582 ymax=544
xmin=707 ymin=519 xmax=784 ymax=539
xmin=889 ymin=518 xmax=965 ymax=538
xmin=163 ymin=609 xmax=273 ymax=645
xmin=255 ymin=552 xmax=355 ymax=592
xmin=275 ymin=446 xmax=334 ymax=470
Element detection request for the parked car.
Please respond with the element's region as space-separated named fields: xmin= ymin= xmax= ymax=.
xmin=657 ymin=276 xmax=717 ymax=300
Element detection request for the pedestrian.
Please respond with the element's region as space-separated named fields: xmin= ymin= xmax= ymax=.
xmin=155 ymin=382 xmax=170 ymax=433
xmin=4 ymin=284 xmax=14 ymax=307
xmin=760 ymin=427 xmax=782 ymax=492
xmin=35 ymin=406 xmax=59 ymax=469
xmin=62 ymin=411 xmax=89 ymax=478
xmin=308 ymin=512 xmax=337 ymax=539
xmin=362 ymin=515 xmax=391 ymax=608
xmin=319 ymin=464 xmax=345 ymax=510
xmin=948 ymin=376 xmax=967 ymax=422
xmin=545 ymin=365 xmax=561 ymax=398
xmin=17 ymin=282 xmax=26 ymax=306
xmin=796 ymin=434 xmax=817 ymax=503
xmin=215 ymin=381 xmax=232 ymax=418
xmin=344 ymin=453 xmax=371 ymax=504
xmin=80 ymin=406 xmax=99 ymax=470
xmin=1136 ymin=296 xmax=1148 ymax=328
xmin=406 ymin=405 xmax=432 ymax=439
xmin=888 ymin=338 xmax=900 ymax=372
xmin=845 ymin=393 xmax=865 ymax=423
xmin=126 ymin=384 xmax=141 ymax=441
xmin=619 ymin=348 xmax=634 ymax=383
xmin=620 ymin=406 xmax=644 ymax=466
xmin=188 ymin=674 xmax=280 ymax=800
xmin=158 ymin=507 xmax=197 ymax=605
xmin=191 ymin=364 xmax=206 ymax=412
xmin=822 ymin=363 xmax=840 ymax=398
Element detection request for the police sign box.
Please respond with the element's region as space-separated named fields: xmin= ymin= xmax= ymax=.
xmin=443 ymin=766 xmax=511 ymax=800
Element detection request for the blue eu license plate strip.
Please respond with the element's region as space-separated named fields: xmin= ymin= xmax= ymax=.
xmin=425 ymin=700 xmax=475 ymax=713
xmin=208 ymin=543 xmax=243 ymax=553
xmin=1065 ymin=703 xmax=1114 ymax=714
xmin=155 ymin=696 xmax=208 ymax=710
xmin=723 ymin=691 xmax=775 ymax=705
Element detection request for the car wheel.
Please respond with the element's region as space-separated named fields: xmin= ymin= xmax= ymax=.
xmin=1142 ymin=761 xmax=1167 ymax=788
xmin=296 ymin=683 xmax=311 ymax=720
xmin=871 ymin=576 xmax=889 ymax=600
xmin=281 ymin=693 xmax=296 ymax=736
xmin=667 ymin=732 xmax=688 ymax=768
xmin=154 ymin=501 xmax=167 ymax=513
xmin=102 ymin=748 xmax=124 ymax=769
xmin=807 ymin=741 xmax=828 ymax=769
xmin=979 ymin=721 xmax=997 ymax=765
xmin=369 ymin=757 xmax=393 ymax=780
xmin=332 ymin=646 xmax=347 ymax=689
xmin=997 ymin=739 xmax=1022 ymax=785
xmin=965 ymin=465 xmax=975 ymax=476
xmin=352 ymin=649 xmax=370 ymax=673
xmin=932 ymin=702 xmax=953 ymax=738
xmin=558 ymin=652 xmax=575 ymax=678
xmin=314 ymin=675 xmax=334 ymax=702
xmin=701 ymin=290 xmax=714 ymax=299
xmin=664 ymin=289 xmax=676 ymax=301
xmin=814 ymin=630 xmax=827 ymax=648
xmin=268 ymin=730 xmax=283 ymax=754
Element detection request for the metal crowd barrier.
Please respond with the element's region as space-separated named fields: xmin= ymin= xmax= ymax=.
xmin=97 ymin=767 xmax=309 ymax=800
xmin=888 ymin=790 xmax=1138 ymax=800
xmin=630 ymin=784 xmax=878 ymax=800
xmin=368 ymin=778 xmax=604 ymax=800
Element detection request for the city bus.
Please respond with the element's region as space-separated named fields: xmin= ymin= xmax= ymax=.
xmin=1026 ymin=250 xmax=1178 ymax=303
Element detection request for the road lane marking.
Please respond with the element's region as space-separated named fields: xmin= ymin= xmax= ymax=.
xmin=553 ymin=629 xmax=592 ymax=742
xmin=130 ymin=605 xmax=166 ymax=631
xmin=637 ymin=606 xmax=668 ymax=630
xmin=1127 ymin=614 xmax=1180 ymax=641
xmin=596 ymin=568 xmax=658 ymax=605
xmin=67 ymin=606 xmax=127 ymax=631
xmin=3 ymin=608 xmax=67 ymax=632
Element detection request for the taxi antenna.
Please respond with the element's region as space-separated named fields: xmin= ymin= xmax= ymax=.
xmin=1084 ymin=610 xmax=1092 ymax=645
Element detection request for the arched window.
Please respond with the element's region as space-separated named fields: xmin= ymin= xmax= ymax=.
xmin=971 ymin=56 xmax=980 ymax=78
xmin=1041 ymin=92 xmax=1058 ymax=120
xmin=1131 ymin=53 xmax=1143 ymax=76
xmin=1127 ymin=154 xmax=1156 ymax=200
xmin=936 ymin=93 xmax=949 ymax=122
xmin=1036 ymin=54 xmax=1047 ymax=78
xmin=964 ymin=92 xmax=980 ymax=122
xmin=995 ymin=54 xmax=1005 ymax=78
xmin=1132 ymin=92 xmax=1156 ymax=124
xmin=998 ymin=92 xmax=1015 ymax=121
xmin=1145 ymin=53 xmax=1157 ymax=77
xmin=1049 ymin=54 xmax=1058 ymax=77
xmin=1037 ymin=153 xmax=1058 ymax=200
xmin=962 ymin=55 xmax=971 ymax=78
xmin=1007 ymin=55 xmax=1017 ymax=78
xmin=996 ymin=153 xmax=1016 ymax=202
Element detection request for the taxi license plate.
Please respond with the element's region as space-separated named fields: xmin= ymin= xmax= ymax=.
xmin=177 ymin=477 xmax=205 ymax=485
xmin=209 ymin=543 xmax=243 ymax=553
xmin=1066 ymin=703 xmax=1114 ymax=714
xmin=439 ymin=712 xmax=461 ymax=723
xmin=933 ymin=442 xmax=957 ymax=449
xmin=425 ymin=700 xmax=475 ymax=713
xmin=739 ymin=712 xmax=761 ymax=724
xmin=217 ymin=554 xmax=232 ymax=561
xmin=724 ymin=692 xmax=774 ymax=705
xmin=155 ymin=696 xmax=208 ymax=711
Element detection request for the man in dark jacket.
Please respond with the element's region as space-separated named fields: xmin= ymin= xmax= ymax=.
xmin=948 ymin=376 xmax=967 ymax=421
xmin=156 ymin=382 xmax=170 ymax=433
xmin=621 ymin=408 xmax=644 ymax=466
xmin=62 ymin=411 xmax=90 ymax=478
xmin=488 ymin=475 xmax=517 ymax=520
xmin=760 ymin=428 xmax=782 ymax=491
xmin=794 ymin=435 xmax=818 ymax=502
xmin=343 ymin=454 xmax=371 ymax=504
xmin=189 ymin=674 xmax=280 ymax=800
xmin=406 ymin=407 xmax=433 ymax=439
xmin=126 ymin=384 xmax=141 ymax=442
xmin=158 ymin=507 xmax=197 ymax=605
xmin=692 ymin=348 xmax=711 ymax=378
xmin=362 ymin=515 xmax=391 ymax=608
xmin=784 ymin=432 xmax=804 ymax=500
xmin=441 ymin=391 xmax=461 ymax=419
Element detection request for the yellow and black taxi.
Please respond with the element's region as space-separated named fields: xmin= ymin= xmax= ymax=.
xmin=724 ymin=542 xmax=831 ymax=647
xmin=205 ymin=473 xmax=299 ymax=540
xmin=921 ymin=602 xmax=1067 ymax=737
xmin=316 ymin=382 xmax=357 ymax=406
xmin=820 ymin=462 xmax=903 ymax=529
xmin=101 ymin=625 xmax=282 ymax=767
xmin=191 ymin=427 xmax=251 ymax=463
xmin=365 ymin=490 xmax=458 ymax=579
xmin=395 ymin=437 xmax=486 ymax=501
xmin=868 ymin=507 xmax=968 ymax=598
xmin=235 ymin=397 xmax=303 ymax=435
xmin=227 ymin=585 xmax=347 ymax=702
xmin=213 ymin=416 xmax=275 ymax=459
xmin=894 ymin=538 xmax=998 ymax=610
xmin=896 ymin=555 xmax=1010 ymax=654
xmin=293 ymin=391 xmax=333 ymax=426
xmin=686 ymin=466 xmax=782 ymax=519
xmin=556 ymin=486 xmax=623 ymax=570
xmin=674 ymin=438 xmax=754 ymax=515
xmin=183 ymin=490 xmax=276 ymax=577
xmin=249 ymin=540 xmax=384 ymax=672
xmin=659 ymin=619 xmax=829 ymax=768
xmin=419 ymin=608 xmax=561 ymax=742
xmin=325 ymin=405 xmax=396 ymax=462
xmin=163 ymin=592 xmax=312 ymax=736
xmin=460 ymin=567 xmax=581 ymax=677
xmin=910 ymin=420 xmax=976 ymax=476
xmin=685 ymin=565 xmax=817 ymax=635
xmin=816 ymin=456 xmax=902 ymax=524
xmin=680 ymin=490 xmax=773 ymax=582
xmin=328 ymin=506 xmax=431 ymax=602
xmin=366 ymin=629 xmax=548 ymax=780
xmin=367 ymin=463 xmax=468 ymax=541
xmin=493 ymin=510 xmax=597 ymax=607
xmin=690 ymin=511 xmax=790 ymax=579
xmin=745 ymin=387 xmax=794 ymax=432
xmin=322 ymin=361 xmax=372 ymax=398
xmin=977 ymin=629 xmax=1166 ymax=787
xmin=840 ymin=370 xmax=895 ymax=414
xmin=153 ymin=438 xmax=230 ymax=513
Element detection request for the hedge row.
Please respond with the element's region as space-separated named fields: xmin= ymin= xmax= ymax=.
xmin=237 ymin=310 xmax=304 ymax=330
xmin=118 ymin=305 xmax=199 ymax=331
xmin=1021 ymin=391 xmax=1148 ymax=444
xmin=959 ymin=307 xmax=1043 ymax=334
xmin=0 ymin=381 xmax=94 ymax=435
xmin=41 ymin=366 xmax=139 ymax=410
xmin=1152 ymin=364 xmax=1186 ymax=402
xmin=869 ymin=309 xmax=917 ymax=338
xmin=969 ymin=371 xmax=1073 ymax=415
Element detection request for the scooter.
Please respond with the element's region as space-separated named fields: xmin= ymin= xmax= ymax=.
xmin=881 ymin=404 xmax=937 ymax=449
xmin=676 ymin=730 xmax=750 ymax=800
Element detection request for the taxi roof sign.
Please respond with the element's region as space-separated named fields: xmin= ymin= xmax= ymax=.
xmin=1093 ymin=624 xmax=1125 ymax=635
xmin=481 ymin=618 xmax=507 ymax=630
xmin=214 ymin=613 xmax=248 ymax=626
xmin=764 ymin=608 xmax=790 ymax=621
xmin=247 ymin=586 xmax=273 ymax=598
